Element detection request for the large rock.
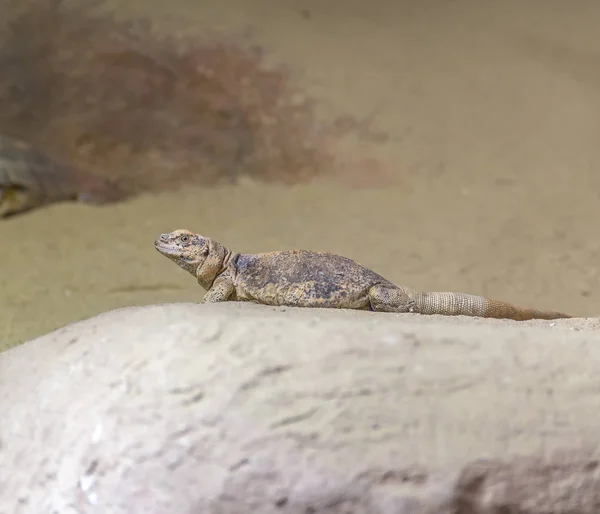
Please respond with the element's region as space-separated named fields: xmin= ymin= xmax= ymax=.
xmin=2 ymin=303 xmax=600 ymax=513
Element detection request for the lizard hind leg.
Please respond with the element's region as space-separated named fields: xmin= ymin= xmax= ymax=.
xmin=368 ymin=285 xmax=416 ymax=313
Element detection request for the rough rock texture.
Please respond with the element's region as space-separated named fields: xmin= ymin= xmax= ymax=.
xmin=2 ymin=303 xmax=600 ymax=513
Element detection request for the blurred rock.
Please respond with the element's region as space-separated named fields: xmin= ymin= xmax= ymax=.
xmin=1 ymin=303 xmax=600 ymax=513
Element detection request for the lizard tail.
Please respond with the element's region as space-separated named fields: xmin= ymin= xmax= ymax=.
xmin=411 ymin=291 xmax=572 ymax=321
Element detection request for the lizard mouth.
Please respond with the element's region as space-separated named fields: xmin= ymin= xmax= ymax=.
xmin=154 ymin=240 xmax=183 ymax=257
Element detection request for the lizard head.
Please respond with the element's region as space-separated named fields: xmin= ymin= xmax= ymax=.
xmin=0 ymin=185 xmax=31 ymax=218
xmin=0 ymin=182 xmax=52 ymax=218
xmin=154 ymin=229 xmax=210 ymax=275
xmin=0 ymin=136 xmax=79 ymax=218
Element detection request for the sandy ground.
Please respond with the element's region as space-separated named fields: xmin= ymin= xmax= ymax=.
xmin=2 ymin=0 xmax=600 ymax=349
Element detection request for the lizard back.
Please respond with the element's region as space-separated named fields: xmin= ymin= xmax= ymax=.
xmin=231 ymin=250 xmax=396 ymax=308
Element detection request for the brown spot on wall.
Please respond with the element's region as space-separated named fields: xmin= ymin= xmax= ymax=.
xmin=0 ymin=0 xmax=387 ymax=199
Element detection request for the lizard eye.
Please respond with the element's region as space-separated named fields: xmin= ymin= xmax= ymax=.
xmin=180 ymin=235 xmax=190 ymax=243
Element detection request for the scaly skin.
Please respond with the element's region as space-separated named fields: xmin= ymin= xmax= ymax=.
xmin=0 ymin=135 xmax=125 ymax=218
xmin=154 ymin=229 xmax=573 ymax=320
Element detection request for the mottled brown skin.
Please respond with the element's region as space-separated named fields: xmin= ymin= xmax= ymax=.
xmin=155 ymin=229 xmax=573 ymax=320
xmin=0 ymin=135 xmax=125 ymax=218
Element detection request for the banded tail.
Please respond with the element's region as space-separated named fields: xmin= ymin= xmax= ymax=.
xmin=410 ymin=291 xmax=572 ymax=321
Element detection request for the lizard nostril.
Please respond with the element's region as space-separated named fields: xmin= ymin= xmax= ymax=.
xmin=160 ymin=233 xmax=168 ymax=241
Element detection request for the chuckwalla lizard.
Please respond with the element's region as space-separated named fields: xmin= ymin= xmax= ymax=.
xmin=154 ymin=229 xmax=572 ymax=320
xmin=0 ymin=135 xmax=125 ymax=218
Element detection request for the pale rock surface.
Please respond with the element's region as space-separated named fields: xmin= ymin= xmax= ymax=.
xmin=2 ymin=303 xmax=600 ymax=513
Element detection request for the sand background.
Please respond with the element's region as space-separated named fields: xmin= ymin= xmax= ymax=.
xmin=2 ymin=0 xmax=600 ymax=349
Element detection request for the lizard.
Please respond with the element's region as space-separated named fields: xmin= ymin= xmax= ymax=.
xmin=154 ymin=229 xmax=573 ymax=320
xmin=0 ymin=0 xmax=338 ymax=219
xmin=0 ymin=135 xmax=126 ymax=218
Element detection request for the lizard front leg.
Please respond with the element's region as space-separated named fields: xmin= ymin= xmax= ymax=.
xmin=201 ymin=277 xmax=235 ymax=303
